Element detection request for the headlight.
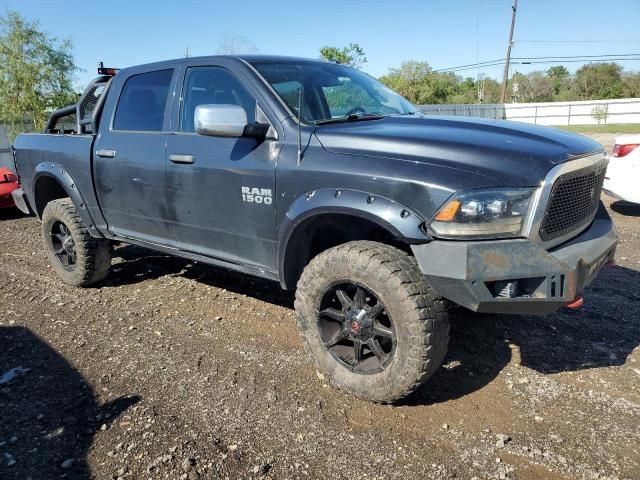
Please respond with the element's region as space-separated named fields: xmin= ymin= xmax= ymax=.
xmin=428 ymin=188 xmax=538 ymax=239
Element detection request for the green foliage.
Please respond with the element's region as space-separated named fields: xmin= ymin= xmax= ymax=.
xmin=574 ymin=63 xmax=623 ymax=100
xmin=512 ymin=71 xmax=554 ymax=102
xmin=0 ymin=11 xmax=77 ymax=142
xmin=547 ymin=66 xmax=570 ymax=96
xmin=378 ymin=58 xmax=639 ymax=106
xmin=591 ymin=104 xmax=608 ymax=125
xmin=622 ymin=72 xmax=640 ymax=98
xmin=380 ymin=61 xmax=453 ymax=104
xmin=378 ymin=61 xmax=502 ymax=105
xmin=319 ymin=44 xmax=367 ymax=69
xmin=547 ymin=66 xmax=570 ymax=79
xmin=557 ymin=123 xmax=640 ymax=134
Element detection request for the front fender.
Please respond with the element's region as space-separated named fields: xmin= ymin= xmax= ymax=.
xmin=277 ymin=188 xmax=429 ymax=288
xmin=32 ymin=163 xmax=104 ymax=238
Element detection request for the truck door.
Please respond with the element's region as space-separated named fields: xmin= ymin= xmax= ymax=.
xmin=93 ymin=68 xmax=176 ymax=246
xmin=165 ymin=65 xmax=278 ymax=271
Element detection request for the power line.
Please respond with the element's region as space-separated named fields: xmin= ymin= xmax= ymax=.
xmin=518 ymin=57 xmax=640 ymax=65
xmin=514 ymin=53 xmax=640 ymax=60
xmin=436 ymin=57 xmax=640 ymax=74
xmin=435 ymin=53 xmax=640 ymax=73
xmin=433 ymin=58 xmax=505 ymax=72
xmin=517 ymin=39 xmax=640 ymax=43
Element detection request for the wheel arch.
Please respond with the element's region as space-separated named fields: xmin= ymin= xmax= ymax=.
xmin=278 ymin=189 xmax=429 ymax=290
xmin=32 ymin=163 xmax=104 ymax=238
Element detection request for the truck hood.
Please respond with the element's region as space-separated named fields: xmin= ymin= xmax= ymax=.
xmin=314 ymin=115 xmax=604 ymax=187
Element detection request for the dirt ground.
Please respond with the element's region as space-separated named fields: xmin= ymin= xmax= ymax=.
xmin=1 ymin=133 xmax=639 ymax=480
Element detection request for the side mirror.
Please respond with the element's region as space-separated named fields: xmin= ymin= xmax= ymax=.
xmin=195 ymin=104 xmax=247 ymax=137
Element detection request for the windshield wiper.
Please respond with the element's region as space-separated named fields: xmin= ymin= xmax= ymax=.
xmin=314 ymin=113 xmax=385 ymax=126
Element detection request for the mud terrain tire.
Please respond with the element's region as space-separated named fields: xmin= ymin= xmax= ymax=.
xmin=295 ymin=240 xmax=451 ymax=403
xmin=41 ymin=198 xmax=111 ymax=287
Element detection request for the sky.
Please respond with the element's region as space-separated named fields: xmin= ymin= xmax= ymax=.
xmin=3 ymin=0 xmax=640 ymax=90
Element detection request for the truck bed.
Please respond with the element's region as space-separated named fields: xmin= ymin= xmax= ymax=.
xmin=14 ymin=133 xmax=100 ymax=221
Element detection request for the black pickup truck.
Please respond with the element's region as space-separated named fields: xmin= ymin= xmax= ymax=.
xmin=12 ymin=56 xmax=617 ymax=402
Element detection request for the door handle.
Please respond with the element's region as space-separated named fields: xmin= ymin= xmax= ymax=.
xmin=96 ymin=149 xmax=116 ymax=158
xmin=169 ymin=154 xmax=195 ymax=164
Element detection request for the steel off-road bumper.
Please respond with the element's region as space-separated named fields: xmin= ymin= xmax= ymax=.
xmin=411 ymin=207 xmax=617 ymax=315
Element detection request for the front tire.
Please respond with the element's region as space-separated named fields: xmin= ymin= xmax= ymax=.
xmin=41 ymin=198 xmax=112 ymax=287
xmin=295 ymin=241 xmax=451 ymax=403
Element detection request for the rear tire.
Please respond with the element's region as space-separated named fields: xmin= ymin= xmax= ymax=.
xmin=295 ymin=240 xmax=451 ymax=403
xmin=41 ymin=198 xmax=112 ymax=287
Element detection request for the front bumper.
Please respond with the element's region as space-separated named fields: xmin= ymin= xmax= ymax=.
xmin=411 ymin=205 xmax=617 ymax=315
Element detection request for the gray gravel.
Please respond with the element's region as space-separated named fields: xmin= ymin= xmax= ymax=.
xmin=0 ymin=131 xmax=638 ymax=479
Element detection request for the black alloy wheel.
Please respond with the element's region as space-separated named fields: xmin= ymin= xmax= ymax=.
xmin=50 ymin=220 xmax=77 ymax=269
xmin=317 ymin=282 xmax=396 ymax=374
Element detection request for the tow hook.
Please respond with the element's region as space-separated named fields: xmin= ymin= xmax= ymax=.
xmin=566 ymin=297 xmax=584 ymax=309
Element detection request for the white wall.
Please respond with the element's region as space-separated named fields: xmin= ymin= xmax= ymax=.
xmin=503 ymin=98 xmax=640 ymax=126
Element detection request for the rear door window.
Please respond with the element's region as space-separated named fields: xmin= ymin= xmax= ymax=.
xmin=113 ymin=69 xmax=173 ymax=131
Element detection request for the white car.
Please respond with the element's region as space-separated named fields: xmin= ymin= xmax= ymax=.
xmin=603 ymin=134 xmax=640 ymax=204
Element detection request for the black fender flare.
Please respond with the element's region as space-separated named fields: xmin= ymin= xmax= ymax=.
xmin=277 ymin=188 xmax=429 ymax=289
xmin=32 ymin=162 xmax=104 ymax=238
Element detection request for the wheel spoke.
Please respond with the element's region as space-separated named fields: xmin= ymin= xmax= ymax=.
xmin=54 ymin=247 xmax=65 ymax=255
xmin=335 ymin=289 xmax=353 ymax=309
xmin=354 ymin=287 xmax=365 ymax=308
xmin=368 ymin=303 xmax=384 ymax=319
xmin=68 ymin=250 xmax=76 ymax=264
xmin=324 ymin=329 xmax=348 ymax=348
xmin=59 ymin=223 xmax=68 ymax=236
xmin=352 ymin=339 xmax=362 ymax=366
xmin=366 ymin=338 xmax=386 ymax=363
xmin=373 ymin=324 xmax=393 ymax=338
xmin=54 ymin=233 xmax=66 ymax=242
xmin=319 ymin=308 xmax=346 ymax=322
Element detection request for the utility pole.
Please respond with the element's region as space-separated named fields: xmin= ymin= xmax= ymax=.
xmin=500 ymin=0 xmax=518 ymax=103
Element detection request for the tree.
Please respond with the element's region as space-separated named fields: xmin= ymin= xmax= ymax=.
xmin=547 ymin=65 xmax=570 ymax=96
xmin=0 ymin=11 xmax=77 ymax=142
xmin=379 ymin=61 xmax=431 ymax=104
xmin=574 ymin=63 xmax=623 ymax=100
xmin=216 ymin=33 xmax=259 ymax=55
xmin=380 ymin=61 xmax=465 ymax=105
xmin=621 ymin=72 xmax=640 ymax=98
xmin=374 ymin=59 xmax=636 ymax=105
xmin=512 ymin=71 xmax=554 ymax=103
xmin=319 ymin=43 xmax=366 ymax=69
xmin=591 ymin=104 xmax=608 ymax=125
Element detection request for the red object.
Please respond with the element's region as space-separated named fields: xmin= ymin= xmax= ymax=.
xmin=566 ymin=297 xmax=584 ymax=309
xmin=0 ymin=167 xmax=19 ymax=209
xmin=612 ymin=143 xmax=639 ymax=158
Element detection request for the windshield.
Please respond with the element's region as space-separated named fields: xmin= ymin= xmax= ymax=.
xmin=250 ymin=61 xmax=418 ymax=123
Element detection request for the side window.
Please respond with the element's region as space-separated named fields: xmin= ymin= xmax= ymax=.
xmin=181 ymin=67 xmax=256 ymax=132
xmin=113 ymin=69 xmax=173 ymax=131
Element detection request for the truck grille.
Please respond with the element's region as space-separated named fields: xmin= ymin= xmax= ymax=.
xmin=539 ymin=160 xmax=607 ymax=242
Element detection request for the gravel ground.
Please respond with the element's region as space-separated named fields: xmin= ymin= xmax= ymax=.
xmin=1 ymin=133 xmax=639 ymax=480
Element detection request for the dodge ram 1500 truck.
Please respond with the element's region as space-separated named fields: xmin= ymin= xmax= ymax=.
xmin=12 ymin=56 xmax=617 ymax=402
